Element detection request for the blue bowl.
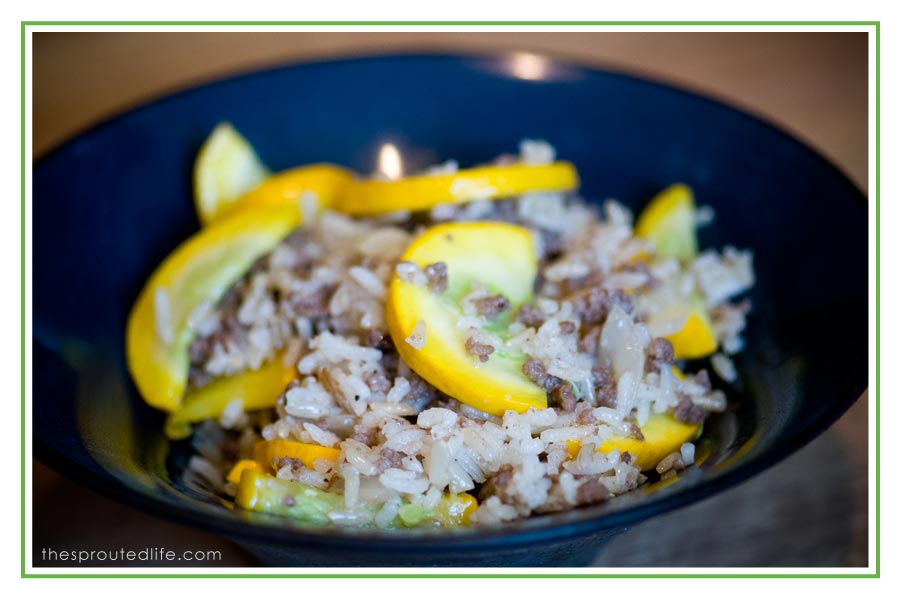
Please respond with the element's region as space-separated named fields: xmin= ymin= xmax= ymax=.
xmin=32 ymin=53 xmax=867 ymax=567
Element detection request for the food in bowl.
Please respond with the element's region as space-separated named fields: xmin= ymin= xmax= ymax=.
xmin=126 ymin=124 xmax=755 ymax=529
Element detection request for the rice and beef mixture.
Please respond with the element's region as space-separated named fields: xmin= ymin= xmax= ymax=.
xmin=181 ymin=141 xmax=755 ymax=528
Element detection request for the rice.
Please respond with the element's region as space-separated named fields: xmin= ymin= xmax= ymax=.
xmin=405 ymin=320 xmax=427 ymax=350
xmin=175 ymin=141 xmax=755 ymax=530
xmin=711 ymin=352 xmax=738 ymax=382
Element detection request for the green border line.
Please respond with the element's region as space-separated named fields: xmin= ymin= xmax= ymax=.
xmin=21 ymin=21 xmax=880 ymax=579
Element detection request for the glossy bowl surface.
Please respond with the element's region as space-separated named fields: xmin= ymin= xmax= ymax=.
xmin=33 ymin=53 xmax=868 ymax=567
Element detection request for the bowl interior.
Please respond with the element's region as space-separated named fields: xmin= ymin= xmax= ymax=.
xmin=32 ymin=54 xmax=867 ymax=552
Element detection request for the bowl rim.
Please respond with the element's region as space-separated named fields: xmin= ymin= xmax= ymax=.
xmin=32 ymin=51 xmax=869 ymax=553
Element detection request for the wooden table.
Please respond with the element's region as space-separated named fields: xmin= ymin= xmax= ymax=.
xmin=31 ymin=31 xmax=870 ymax=568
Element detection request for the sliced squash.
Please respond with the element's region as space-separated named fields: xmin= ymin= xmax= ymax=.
xmin=194 ymin=123 xmax=270 ymax=224
xmin=666 ymin=303 xmax=718 ymax=360
xmin=235 ymin=470 xmax=477 ymax=528
xmin=336 ymin=161 xmax=579 ymax=215
xmin=126 ymin=205 xmax=301 ymax=413
xmin=567 ymin=412 xmax=701 ymax=471
xmin=226 ymin=459 xmax=264 ymax=485
xmin=164 ymin=355 xmax=298 ymax=440
xmin=234 ymin=164 xmax=355 ymax=217
xmin=635 ymin=183 xmax=698 ymax=261
xmin=253 ymin=440 xmax=341 ymax=471
xmin=385 ymin=222 xmax=546 ymax=416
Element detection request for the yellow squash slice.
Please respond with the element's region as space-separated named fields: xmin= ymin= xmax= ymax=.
xmin=666 ymin=304 xmax=718 ymax=360
xmin=194 ymin=123 xmax=271 ymax=224
xmin=226 ymin=459 xmax=264 ymax=485
xmin=236 ymin=470 xmax=477 ymax=528
xmin=126 ymin=205 xmax=301 ymax=413
xmin=386 ymin=222 xmax=547 ymax=415
xmin=253 ymin=440 xmax=341 ymax=471
xmin=567 ymin=412 xmax=701 ymax=471
xmin=635 ymin=183 xmax=698 ymax=261
xmin=236 ymin=164 xmax=355 ymax=216
xmin=164 ymin=355 xmax=299 ymax=439
xmin=336 ymin=162 xmax=579 ymax=216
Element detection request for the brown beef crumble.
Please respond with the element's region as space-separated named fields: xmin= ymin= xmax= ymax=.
xmin=566 ymin=287 xmax=634 ymax=325
xmin=286 ymin=283 xmax=337 ymax=319
xmin=558 ymin=320 xmax=577 ymax=335
xmin=591 ymin=367 xmax=617 ymax=408
xmin=474 ymin=294 xmax=512 ymax=317
xmin=364 ymin=371 xmax=392 ymax=394
xmin=645 ymin=337 xmax=675 ymax=374
xmin=550 ymin=382 xmax=578 ymax=413
xmin=522 ymin=358 xmax=562 ymax=392
xmin=578 ymin=325 xmax=602 ymax=354
xmin=375 ymin=448 xmax=406 ymax=473
xmin=673 ymin=394 xmax=707 ymax=424
xmin=465 ymin=337 xmax=496 ymax=363
xmin=575 ymin=479 xmax=610 ymax=505
xmin=515 ymin=303 xmax=545 ymax=328
xmin=424 ymin=262 xmax=448 ymax=293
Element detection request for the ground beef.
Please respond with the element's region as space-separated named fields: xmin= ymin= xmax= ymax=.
xmin=275 ymin=456 xmax=304 ymax=474
xmin=364 ymin=329 xmax=395 ymax=352
xmin=281 ymin=230 xmax=319 ymax=276
xmin=549 ymin=382 xmax=577 ymax=413
xmin=424 ymin=262 xmax=448 ymax=293
xmin=578 ymin=325 xmax=602 ymax=354
xmin=188 ymin=336 xmax=212 ymax=365
xmin=577 ymin=408 xmax=598 ymax=425
xmin=568 ymin=287 xmax=637 ymax=321
xmin=566 ymin=286 xmax=623 ymax=324
xmin=575 ymin=479 xmax=610 ymax=506
xmin=286 ymin=283 xmax=336 ymax=319
xmin=188 ymin=314 xmax=245 ymax=374
xmin=628 ymin=423 xmax=645 ymax=441
xmin=216 ymin=282 xmax=245 ymax=315
xmin=474 ymin=294 xmax=512 ymax=317
xmin=535 ymin=476 xmax=609 ymax=514
xmin=591 ymin=367 xmax=617 ymax=408
xmin=673 ymin=394 xmax=707 ymax=424
xmin=478 ymin=465 xmax=515 ymax=503
xmin=374 ymin=448 xmax=405 ymax=473
xmin=645 ymin=337 xmax=675 ymax=374
xmin=350 ymin=422 xmax=377 ymax=445
xmin=187 ymin=365 xmax=214 ymax=390
xmin=402 ymin=373 xmax=438 ymax=413
xmin=558 ymin=320 xmax=577 ymax=335
xmin=522 ymin=358 xmax=562 ymax=392
xmin=465 ymin=337 xmax=495 ymax=362
xmin=364 ymin=371 xmax=392 ymax=394
xmin=561 ymin=268 xmax=605 ymax=296
xmin=515 ymin=303 xmax=546 ymax=328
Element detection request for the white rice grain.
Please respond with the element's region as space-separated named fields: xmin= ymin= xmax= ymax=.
xmin=711 ymin=352 xmax=738 ymax=382
xmin=405 ymin=320 xmax=427 ymax=350
xmin=681 ymin=442 xmax=696 ymax=465
xmin=349 ymin=265 xmax=387 ymax=299
xmin=379 ymin=468 xmax=429 ymax=495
